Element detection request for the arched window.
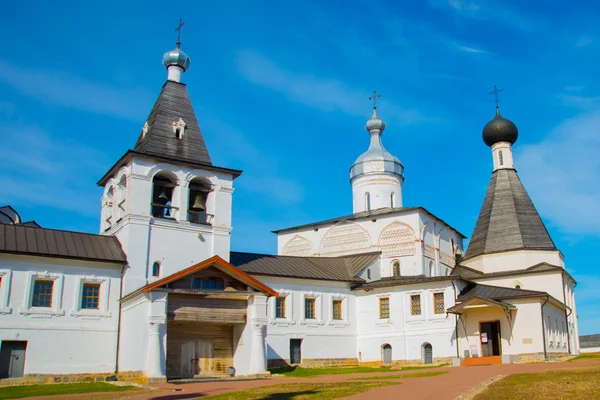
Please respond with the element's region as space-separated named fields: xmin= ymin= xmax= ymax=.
xmin=390 ymin=192 xmax=395 ymax=208
xmin=365 ymin=192 xmax=371 ymax=211
xmin=515 ymin=284 xmax=521 ymax=289
xmin=152 ymin=173 xmax=177 ymax=218
xmin=367 ymin=269 xmax=372 ymax=280
xmin=392 ymin=261 xmax=400 ymax=278
xmin=499 ymin=150 xmax=504 ymax=166
xmin=152 ymin=261 xmax=161 ymax=277
xmin=429 ymin=260 xmax=434 ymax=277
xmin=104 ymin=186 xmax=115 ymax=230
xmin=188 ymin=177 xmax=212 ymax=224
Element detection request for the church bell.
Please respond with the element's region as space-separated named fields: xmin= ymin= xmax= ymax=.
xmin=191 ymin=194 xmax=206 ymax=211
xmin=158 ymin=190 xmax=169 ymax=203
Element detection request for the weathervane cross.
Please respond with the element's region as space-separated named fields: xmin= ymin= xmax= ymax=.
xmin=175 ymin=19 xmax=185 ymax=45
xmin=488 ymin=85 xmax=504 ymax=108
xmin=369 ymin=90 xmax=381 ymax=109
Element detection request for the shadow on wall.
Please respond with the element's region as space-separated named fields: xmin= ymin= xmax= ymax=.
xmin=267 ymin=343 xmax=290 ymax=370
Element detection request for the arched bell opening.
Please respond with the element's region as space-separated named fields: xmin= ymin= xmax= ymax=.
xmin=152 ymin=172 xmax=177 ymax=219
xmin=188 ymin=177 xmax=213 ymax=224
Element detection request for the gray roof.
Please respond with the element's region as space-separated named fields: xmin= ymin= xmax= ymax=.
xmin=464 ymin=169 xmax=556 ymax=261
xmin=451 ymin=262 xmax=574 ymax=283
xmin=273 ymin=207 xmax=466 ymax=238
xmin=457 ymin=282 xmax=546 ymax=302
xmin=230 ymin=251 xmax=380 ymax=282
xmin=0 ymin=224 xmax=127 ymax=264
xmin=353 ymin=275 xmax=454 ymax=291
xmin=580 ymin=334 xmax=600 ymax=348
xmin=134 ymin=80 xmax=212 ymax=165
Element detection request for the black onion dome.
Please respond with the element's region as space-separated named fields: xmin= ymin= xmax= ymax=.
xmin=482 ymin=108 xmax=518 ymax=147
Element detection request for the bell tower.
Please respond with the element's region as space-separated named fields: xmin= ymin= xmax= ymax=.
xmin=98 ymin=31 xmax=242 ymax=295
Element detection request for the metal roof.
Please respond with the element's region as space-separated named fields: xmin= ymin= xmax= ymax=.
xmin=451 ymin=262 xmax=575 ymax=284
xmin=230 ymin=251 xmax=380 ymax=282
xmin=457 ymin=282 xmax=546 ymax=302
xmin=464 ymin=168 xmax=556 ymax=261
xmin=0 ymin=224 xmax=127 ymax=264
xmin=580 ymin=334 xmax=600 ymax=348
xmin=273 ymin=207 xmax=466 ymax=238
xmin=134 ymin=80 xmax=212 ymax=165
xmin=353 ymin=275 xmax=454 ymax=291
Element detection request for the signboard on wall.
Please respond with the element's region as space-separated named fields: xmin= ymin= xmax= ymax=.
xmin=481 ymin=332 xmax=488 ymax=343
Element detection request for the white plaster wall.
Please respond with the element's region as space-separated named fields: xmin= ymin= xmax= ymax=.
xmin=462 ymin=250 xmax=564 ymax=274
xmin=543 ymin=302 xmax=569 ymax=354
xmin=474 ymin=272 xmax=565 ymax=305
xmin=351 ymin=175 xmax=403 ymax=213
xmin=0 ymin=255 xmax=122 ymax=374
xmin=581 ymin=346 xmax=600 ymax=353
xmin=255 ymin=277 xmax=357 ymax=362
xmin=102 ymin=159 xmax=236 ymax=296
xmin=355 ymin=281 xmax=457 ymax=363
xmin=456 ymin=298 xmax=545 ymax=358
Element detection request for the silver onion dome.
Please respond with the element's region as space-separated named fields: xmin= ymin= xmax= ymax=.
xmin=162 ymin=44 xmax=191 ymax=72
xmin=350 ymin=109 xmax=404 ymax=182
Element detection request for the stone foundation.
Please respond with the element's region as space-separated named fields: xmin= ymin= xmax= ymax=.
xmin=359 ymin=356 xmax=452 ymax=369
xmin=268 ymin=358 xmax=359 ymax=369
xmin=0 ymin=370 xmax=147 ymax=387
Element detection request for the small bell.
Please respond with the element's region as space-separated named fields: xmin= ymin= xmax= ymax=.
xmin=191 ymin=194 xmax=206 ymax=211
xmin=158 ymin=190 xmax=169 ymax=203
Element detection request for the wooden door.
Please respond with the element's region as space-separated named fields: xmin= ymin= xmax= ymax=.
xmin=195 ymin=340 xmax=213 ymax=375
xmin=480 ymin=321 xmax=501 ymax=357
xmin=0 ymin=341 xmax=26 ymax=378
xmin=180 ymin=341 xmax=196 ymax=376
xmin=290 ymin=339 xmax=302 ymax=364
xmin=383 ymin=344 xmax=392 ymax=364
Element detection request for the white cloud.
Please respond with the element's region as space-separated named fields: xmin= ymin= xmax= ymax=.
xmin=575 ymin=36 xmax=593 ymax=48
xmin=557 ymin=94 xmax=600 ymax=109
xmin=457 ymin=45 xmax=488 ymax=54
xmin=0 ymin=60 xmax=151 ymax=120
xmin=516 ymin=110 xmax=600 ymax=237
xmin=235 ymin=50 xmax=427 ymax=126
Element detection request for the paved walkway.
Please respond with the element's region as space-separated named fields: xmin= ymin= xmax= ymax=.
xmin=18 ymin=360 xmax=600 ymax=400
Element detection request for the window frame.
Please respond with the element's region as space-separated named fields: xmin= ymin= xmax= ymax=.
xmin=332 ymin=299 xmax=343 ymax=320
xmin=433 ymin=292 xmax=445 ymax=315
xmin=270 ymin=291 xmax=293 ymax=326
xmin=392 ymin=261 xmax=400 ymax=278
xmin=81 ymin=283 xmax=101 ymax=310
xmin=410 ymin=294 xmax=422 ymax=316
xmin=379 ymin=297 xmax=390 ymax=319
xmin=304 ymin=298 xmax=316 ymax=320
xmin=70 ymin=277 xmax=111 ymax=319
xmin=192 ymin=277 xmax=225 ymax=291
xmin=20 ymin=272 xmax=65 ymax=317
xmin=275 ymin=296 xmax=286 ymax=319
xmin=0 ymin=270 xmax=12 ymax=314
xmin=32 ymin=280 xmax=54 ymax=308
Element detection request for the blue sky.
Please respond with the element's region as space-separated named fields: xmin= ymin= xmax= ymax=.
xmin=1 ymin=0 xmax=599 ymax=334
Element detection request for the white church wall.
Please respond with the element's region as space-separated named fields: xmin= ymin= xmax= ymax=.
xmin=462 ymin=250 xmax=564 ymax=274
xmin=355 ymin=280 xmax=457 ymax=364
xmin=473 ymin=272 xmax=565 ymax=305
xmin=351 ymin=175 xmax=403 ymax=212
xmin=254 ymin=276 xmax=357 ymax=365
xmin=543 ymin=302 xmax=569 ymax=354
xmin=0 ymin=254 xmax=122 ymax=375
xmin=104 ymin=159 xmax=236 ymax=296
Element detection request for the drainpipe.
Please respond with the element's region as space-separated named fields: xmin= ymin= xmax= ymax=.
xmin=540 ymin=295 xmax=549 ymax=360
xmin=561 ymin=272 xmax=572 ymax=355
xmin=451 ymin=280 xmax=460 ymax=359
xmin=115 ymin=263 xmax=127 ymax=376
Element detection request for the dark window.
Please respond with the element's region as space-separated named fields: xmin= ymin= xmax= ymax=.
xmin=188 ymin=178 xmax=212 ymax=224
xmin=392 ymin=262 xmax=400 ymax=278
xmin=499 ymin=150 xmax=504 ymax=166
xmin=366 ymin=192 xmax=371 ymax=211
xmin=193 ymin=278 xmax=224 ymax=291
xmin=367 ymin=269 xmax=371 ymax=279
xmin=333 ymin=300 xmax=343 ymax=320
xmin=305 ymin=298 xmax=316 ymax=319
xmin=152 ymin=174 xmax=176 ymax=218
xmin=152 ymin=262 xmax=160 ymax=277
xmin=81 ymin=284 xmax=100 ymax=309
xmin=276 ymin=297 xmax=286 ymax=318
xmin=32 ymin=280 xmax=53 ymax=307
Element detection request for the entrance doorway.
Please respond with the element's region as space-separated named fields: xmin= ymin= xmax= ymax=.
xmin=480 ymin=321 xmax=501 ymax=357
xmin=180 ymin=340 xmax=213 ymax=376
xmin=422 ymin=343 xmax=433 ymax=364
xmin=290 ymin=339 xmax=302 ymax=364
xmin=0 ymin=341 xmax=27 ymax=378
xmin=382 ymin=344 xmax=392 ymax=364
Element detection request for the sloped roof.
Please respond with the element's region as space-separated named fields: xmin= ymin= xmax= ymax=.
xmin=123 ymin=255 xmax=278 ymax=301
xmin=464 ymin=169 xmax=556 ymax=261
xmin=230 ymin=251 xmax=380 ymax=282
xmin=0 ymin=223 xmax=126 ymax=264
xmin=452 ymin=262 xmax=575 ymax=283
xmin=134 ymin=80 xmax=211 ymax=165
xmin=457 ymin=282 xmax=546 ymax=302
xmin=353 ymin=275 xmax=454 ymax=291
xmin=273 ymin=207 xmax=465 ymax=238
xmin=580 ymin=334 xmax=600 ymax=348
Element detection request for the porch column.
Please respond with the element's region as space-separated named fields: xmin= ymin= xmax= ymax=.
xmin=147 ymin=322 xmax=165 ymax=378
xmin=249 ymin=295 xmax=268 ymax=374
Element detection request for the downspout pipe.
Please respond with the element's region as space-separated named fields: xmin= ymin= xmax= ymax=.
xmin=115 ymin=263 xmax=127 ymax=376
xmin=451 ymin=280 xmax=460 ymax=359
xmin=540 ymin=295 xmax=549 ymax=360
xmin=561 ymin=272 xmax=572 ymax=355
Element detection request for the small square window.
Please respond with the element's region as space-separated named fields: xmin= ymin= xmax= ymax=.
xmin=333 ymin=300 xmax=343 ymax=320
xmin=81 ymin=283 xmax=100 ymax=309
xmin=434 ymin=293 xmax=445 ymax=314
xmin=305 ymin=298 xmax=316 ymax=319
xmin=411 ymin=294 xmax=421 ymax=316
xmin=379 ymin=298 xmax=390 ymax=319
xmin=32 ymin=280 xmax=53 ymax=307
xmin=276 ymin=297 xmax=286 ymax=319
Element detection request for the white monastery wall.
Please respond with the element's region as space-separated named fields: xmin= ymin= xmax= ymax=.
xmin=0 ymin=255 xmax=122 ymax=374
xmin=351 ymin=175 xmax=403 ymax=212
xmin=543 ymin=302 xmax=569 ymax=354
xmin=255 ymin=277 xmax=357 ymax=362
xmin=355 ymin=281 xmax=457 ymax=363
xmin=462 ymin=250 xmax=564 ymax=274
xmin=474 ymin=272 xmax=565 ymax=304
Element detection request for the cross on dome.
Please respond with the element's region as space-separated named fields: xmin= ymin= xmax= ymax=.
xmin=175 ymin=18 xmax=185 ymax=47
xmin=488 ymin=85 xmax=503 ymax=109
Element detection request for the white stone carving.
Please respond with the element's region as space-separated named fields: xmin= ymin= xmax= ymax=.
xmin=378 ymin=221 xmax=416 ymax=257
xmin=319 ymin=221 xmax=372 ymax=256
xmin=283 ymin=235 xmax=313 ymax=256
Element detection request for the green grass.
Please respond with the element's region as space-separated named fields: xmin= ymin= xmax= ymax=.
xmin=568 ymin=352 xmax=600 ymax=362
xmin=474 ymin=364 xmax=600 ymax=400
xmin=399 ymin=363 xmax=449 ymax=371
xmin=203 ymin=382 xmax=400 ymax=400
xmin=268 ymin=366 xmax=394 ymax=377
xmin=350 ymin=371 xmax=449 ymax=380
xmin=0 ymin=383 xmax=136 ymax=399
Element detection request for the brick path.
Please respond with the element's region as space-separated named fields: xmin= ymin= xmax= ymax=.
xmin=18 ymin=360 xmax=599 ymax=400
